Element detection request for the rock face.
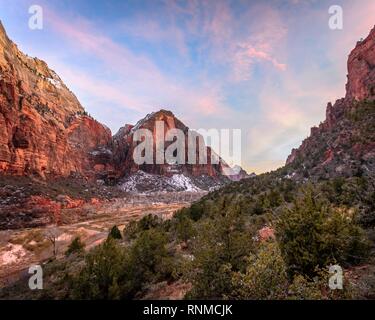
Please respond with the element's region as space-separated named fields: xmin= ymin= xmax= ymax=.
xmin=113 ymin=110 xmax=240 ymax=191
xmin=0 ymin=22 xmax=240 ymax=190
xmin=0 ymin=21 xmax=113 ymax=179
xmin=346 ymin=26 xmax=375 ymax=101
xmin=113 ymin=110 xmax=231 ymax=178
xmin=286 ymin=26 xmax=375 ymax=180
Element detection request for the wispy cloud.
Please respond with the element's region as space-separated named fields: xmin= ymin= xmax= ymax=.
xmin=159 ymin=0 xmax=288 ymax=81
xmin=44 ymin=6 xmax=228 ymax=124
xmin=3 ymin=0 xmax=372 ymax=173
xmin=233 ymin=43 xmax=287 ymax=81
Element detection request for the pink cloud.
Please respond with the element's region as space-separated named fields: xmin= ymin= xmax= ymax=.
xmin=45 ymin=9 xmax=164 ymax=86
xmin=234 ymin=43 xmax=287 ymax=80
xmin=165 ymin=0 xmax=288 ymax=82
xmin=43 ymin=7 xmax=226 ymax=119
xmin=53 ymin=65 xmax=148 ymax=113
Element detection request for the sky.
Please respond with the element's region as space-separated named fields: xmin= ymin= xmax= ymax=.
xmin=0 ymin=0 xmax=374 ymax=173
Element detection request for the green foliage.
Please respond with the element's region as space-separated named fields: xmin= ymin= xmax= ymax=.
xmin=276 ymin=188 xmax=370 ymax=277
xmin=347 ymin=100 xmax=375 ymax=123
xmin=65 ymin=237 xmax=84 ymax=257
xmin=108 ymin=225 xmax=122 ymax=240
xmin=174 ymin=215 xmax=196 ymax=242
xmin=268 ymin=189 xmax=283 ymax=207
xmin=123 ymin=220 xmax=138 ymax=241
xmin=115 ymin=229 xmax=174 ymax=299
xmin=123 ymin=214 xmax=166 ymax=241
xmin=128 ymin=229 xmax=174 ymax=284
xmin=287 ymin=274 xmax=325 ymax=300
xmin=252 ymin=199 xmax=265 ymax=215
xmin=362 ymin=190 xmax=375 ymax=226
xmin=230 ymin=241 xmax=288 ymax=299
xmin=72 ymin=238 xmax=124 ymax=299
xmin=288 ymin=268 xmax=354 ymax=300
xmin=185 ymin=210 xmax=254 ymax=299
xmin=71 ymin=228 xmax=175 ymax=299
xmin=229 ymin=241 xmax=355 ymax=300
xmin=178 ymin=173 xmax=298 ymax=225
xmin=138 ymin=214 xmax=162 ymax=231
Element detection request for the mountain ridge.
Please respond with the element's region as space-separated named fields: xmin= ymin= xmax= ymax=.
xmin=0 ymin=21 xmax=242 ymax=191
xmin=285 ymin=25 xmax=375 ymax=181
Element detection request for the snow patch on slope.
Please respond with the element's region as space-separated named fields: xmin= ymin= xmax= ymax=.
xmin=169 ymin=174 xmax=201 ymax=192
xmin=130 ymin=112 xmax=155 ymax=133
xmin=119 ymin=171 xmax=202 ymax=193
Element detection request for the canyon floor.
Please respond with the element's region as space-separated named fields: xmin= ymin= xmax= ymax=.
xmin=0 ymin=191 xmax=205 ymax=288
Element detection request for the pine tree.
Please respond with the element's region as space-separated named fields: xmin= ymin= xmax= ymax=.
xmin=108 ymin=225 xmax=122 ymax=240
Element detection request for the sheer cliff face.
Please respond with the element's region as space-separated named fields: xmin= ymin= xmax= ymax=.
xmin=0 ymin=22 xmax=112 ymax=178
xmin=112 ymin=110 xmax=230 ymax=179
xmin=346 ymin=26 xmax=375 ymax=101
xmin=286 ymin=26 xmax=375 ymax=180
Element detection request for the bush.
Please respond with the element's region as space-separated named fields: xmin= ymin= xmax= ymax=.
xmin=123 ymin=221 xmax=138 ymax=240
xmin=230 ymin=241 xmax=288 ymax=299
xmin=72 ymin=238 xmax=124 ymax=299
xmin=276 ymin=189 xmax=370 ymax=277
xmin=65 ymin=237 xmax=84 ymax=257
xmin=288 ymin=268 xmax=354 ymax=300
xmin=138 ymin=214 xmax=162 ymax=231
xmin=175 ymin=215 xmax=196 ymax=242
xmin=129 ymin=229 xmax=171 ymax=280
xmin=229 ymin=241 xmax=354 ymax=300
xmin=71 ymin=228 xmax=175 ymax=299
xmin=185 ymin=211 xmax=254 ymax=299
xmin=288 ymin=274 xmax=325 ymax=300
xmin=119 ymin=229 xmax=176 ymax=298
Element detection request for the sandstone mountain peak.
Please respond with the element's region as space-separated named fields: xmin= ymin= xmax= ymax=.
xmin=153 ymin=109 xmax=175 ymax=116
xmin=0 ymin=21 xmax=235 ymax=190
xmin=112 ymin=106 xmax=233 ymax=190
xmin=131 ymin=109 xmax=181 ymax=131
xmin=0 ymin=20 xmax=9 ymax=43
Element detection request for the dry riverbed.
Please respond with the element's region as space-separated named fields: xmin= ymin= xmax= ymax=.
xmin=0 ymin=192 xmax=205 ymax=287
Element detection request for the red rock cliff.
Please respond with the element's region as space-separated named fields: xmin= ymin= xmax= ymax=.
xmin=286 ymin=26 xmax=375 ymax=179
xmin=346 ymin=26 xmax=375 ymax=101
xmin=113 ymin=109 xmax=232 ymax=179
xmin=0 ymin=21 xmax=112 ymax=179
xmin=0 ymin=22 xmax=238 ymax=184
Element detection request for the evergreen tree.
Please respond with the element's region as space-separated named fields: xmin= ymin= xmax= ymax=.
xmin=72 ymin=238 xmax=124 ymax=299
xmin=230 ymin=241 xmax=288 ymax=299
xmin=65 ymin=237 xmax=85 ymax=257
xmin=276 ymin=188 xmax=370 ymax=277
xmin=185 ymin=210 xmax=254 ymax=299
xmin=108 ymin=225 xmax=122 ymax=240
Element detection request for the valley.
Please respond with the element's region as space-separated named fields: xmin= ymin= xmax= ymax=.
xmin=0 ymin=191 xmax=204 ymax=288
xmin=0 ymin=7 xmax=375 ymax=300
